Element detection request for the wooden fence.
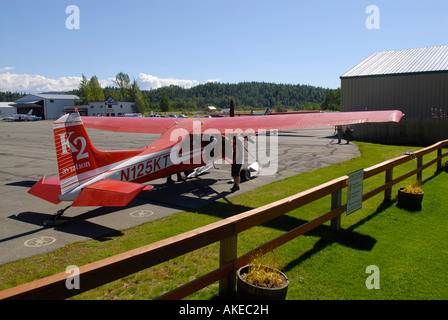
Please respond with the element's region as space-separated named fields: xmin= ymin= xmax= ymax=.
xmin=1 ymin=139 xmax=447 ymax=300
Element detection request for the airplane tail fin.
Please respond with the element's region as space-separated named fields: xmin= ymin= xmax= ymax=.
xmin=53 ymin=113 xmax=98 ymax=194
xmin=52 ymin=112 xmax=104 ymax=195
xmin=29 ymin=111 xmax=142 ymax=203
xmin=53 ymin=112 xmax=143 ymax=195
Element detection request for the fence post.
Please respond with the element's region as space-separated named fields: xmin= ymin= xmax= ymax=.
xmin=219 ymin=234 xmax=237 ymax=297
xmin=384 ymin=168 xmax=393 ymax=201
xmin=417 ymin=156 xmax=423 ymax=181
xmin=437 ymin=148 xmax=442 ymax=171
xmin=330 ymin=190 xmax=342 ymax=231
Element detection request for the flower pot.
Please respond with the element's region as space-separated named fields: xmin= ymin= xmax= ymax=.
xmin=397 ymin=187 xmax=424 ymax=211
xmin=237 ymin=265 xmax=289 ymax=300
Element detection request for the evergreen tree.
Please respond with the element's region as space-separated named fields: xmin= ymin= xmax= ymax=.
xmin=114 ymin=72 xmax=131 ymax=101
xmin=131 ymin=79 xmax=148 ymax=113
xmin=78 ymin=74 xmax=92 ymax=104
xmin=321 ymin=88 xmax=341 ymax=111
xmin=89 ymin=75 xmax=105 ymax=101
xmin=160 ymin=91 xmax=171 ymax=112
xmin=0 ymin=91 xmax=25 ymax=102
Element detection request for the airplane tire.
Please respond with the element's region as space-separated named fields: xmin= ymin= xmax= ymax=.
xmin=240 ymin=168 xmax=251 ymax=182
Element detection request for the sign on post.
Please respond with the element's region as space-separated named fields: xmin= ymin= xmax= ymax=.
xmin=347 ymin=169 xmax=364 ymax=215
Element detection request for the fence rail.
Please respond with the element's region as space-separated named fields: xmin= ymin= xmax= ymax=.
xmin=1 ymin=139 xmax=447 ymax=300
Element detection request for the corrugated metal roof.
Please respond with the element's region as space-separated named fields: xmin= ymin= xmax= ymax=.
xmin=341 ymin=45 xmax=448 ymax=78
xmin=15 ymin=94 xmax=79 ymax=103
xmin=33 ymin=94 xmax=79 ymax=100
xmin=13 ymin=100 xmax=42 ymax=105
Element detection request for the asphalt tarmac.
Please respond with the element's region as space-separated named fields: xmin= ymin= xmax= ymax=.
xmin=0 ymin=120 xmax=359 ymax=265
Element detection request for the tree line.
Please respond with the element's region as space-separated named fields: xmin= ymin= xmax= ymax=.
xmin=0 ymin=91 xmax=26 ymax=102
xmin=144 ymin=82 xmax=340 ymax=112
xmin=1 ymin=74 xmax=340 ymax=112
xmin=72 ymin=73 xmax=340 ymax=112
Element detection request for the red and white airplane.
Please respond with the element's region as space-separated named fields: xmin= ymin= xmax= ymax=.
xmin=28 ymin=109 xmax=403 ymax=224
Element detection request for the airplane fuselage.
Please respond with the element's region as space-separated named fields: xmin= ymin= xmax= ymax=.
xmin=58 ymin=142 xmax=213 ymax=201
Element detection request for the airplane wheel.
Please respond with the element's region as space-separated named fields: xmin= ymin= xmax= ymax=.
xmin=177 ymin=172 xmax=187 ymax=181
xmin=240 ymin=168 xmax=251 ymax=182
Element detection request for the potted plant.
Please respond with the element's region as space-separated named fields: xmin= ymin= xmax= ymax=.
xmin=237 ymin=256 xmax=289 ymax=300
xmin=397 ymin=180 xmax=424 ymax=211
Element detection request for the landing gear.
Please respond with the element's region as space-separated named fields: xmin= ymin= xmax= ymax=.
xmin=44 ymin=205 xmax=71 ymax=226
xmin=239 ymin=162 xmax=259 ymax=182
xmin=167 ymin=171 xmax=189 ymax=183
xmin=240 ymin=168 xmax=251 ymax=182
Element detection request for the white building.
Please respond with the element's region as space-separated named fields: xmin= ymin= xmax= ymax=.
xmin=9 ymin=94 xmax=79 ymax=120
xmin=0 ymin=102 xmax=16 ymax=118
xmin=64 ymin=100 xmax=137 ymax=117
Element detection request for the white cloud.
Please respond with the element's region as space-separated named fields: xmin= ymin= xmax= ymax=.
xmin=205 ymin=78 xmax=221 ymax=84
xmin=99 ymin=78 xmax=116 ymax=88
xmin=0 ymin=72 xmax=82 ymax=93
xmin=0 ymin=71 xmax=219 ymax=93
xmin=137 ymin=73 xmax=201 ymax=90
xmin=0 ymin=67 xmax=14 ymax=73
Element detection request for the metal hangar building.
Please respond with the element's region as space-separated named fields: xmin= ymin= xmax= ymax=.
xmin=10 ymin=94 xmax=79 ymax=120
xmin=340 ymin=45 xmax=448 ymax=145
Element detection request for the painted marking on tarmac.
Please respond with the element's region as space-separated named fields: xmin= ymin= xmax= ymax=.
xmin=24 ymin=236 xmax=56 ymax=248
xmin=130 ymin=210 xmax=154 ymax=218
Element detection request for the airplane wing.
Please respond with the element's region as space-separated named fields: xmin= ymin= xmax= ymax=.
xmin=82 ymin=116 xmax=180 ymax=134
xmin=82 ymin=110 xmax=403 ymax=134
xmin=199 ymin=110 xmax=403 ymax=133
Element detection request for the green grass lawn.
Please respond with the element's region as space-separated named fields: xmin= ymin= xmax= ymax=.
xmin=0 ymin=141 xmax=447 ymax=300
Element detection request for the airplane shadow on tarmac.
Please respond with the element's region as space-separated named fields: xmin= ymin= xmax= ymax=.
xmin=2 ymin=176 xmax=237 ymax=244
xmin=140 ymin=175 xmax=236 ymax=210
xmin=4 ymin=209 xmax=124 ymax=244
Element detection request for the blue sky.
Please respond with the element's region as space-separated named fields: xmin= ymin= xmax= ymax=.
xmin=0 ymin=0 xmax=447 ymax=93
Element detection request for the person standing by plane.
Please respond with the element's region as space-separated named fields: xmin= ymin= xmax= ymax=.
xmin=337 ymin=125 xmax=344 ymax=144
xmin=229 ymin=100 xmax=241 ymax=192
xmin=230 ymin=136 xmax=242 ymax=192
xmin=336 ymin=125 xmax=353 ymax=144
xmin=344 ymin=126 xmax=353 ymax=144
